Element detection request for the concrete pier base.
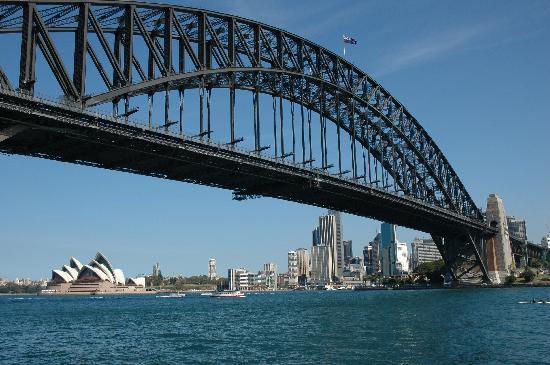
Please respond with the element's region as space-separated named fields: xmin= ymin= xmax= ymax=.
xmin=485 ymin=194 xmax=514 ymax=284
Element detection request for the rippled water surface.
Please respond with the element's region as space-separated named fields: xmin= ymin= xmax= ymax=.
xmin=1 ymin=288 xmax=550 ymax=364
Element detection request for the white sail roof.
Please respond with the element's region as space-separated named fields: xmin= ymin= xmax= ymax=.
xmin=113 ymin=269 xmax=125 ymax=285
xmin=90 ymin=260 xmax=115 ymax=283
xmin=77 ymin=265 xmax=110 ymax=282
xmin=52 ymin=269 xmax=74 ymax=283
xmin=62 ymin=265 xmax=78 ymax=280
xmin=69 ymin=257 xmax=83 ymax=271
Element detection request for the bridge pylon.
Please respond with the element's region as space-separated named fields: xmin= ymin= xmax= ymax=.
xmin=485 ymin=194 xmax=514 ymax=284
xmin=432 ymin=233 xmax=491 ymax=285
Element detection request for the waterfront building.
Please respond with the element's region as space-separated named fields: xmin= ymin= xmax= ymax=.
xmin=44 ymin=252 xmax=145 ymax=294
xmin=542 ymin=235 xmax=550 ymax=249
xmin=208 ymin=258 xmax=217 ymax=280
xmin=288 ymin=251 xmax=298 ymax=288
xmin=310 ymin=245 xmax=332 ymax=285
xmin=296 ymin=248 xmax=310 ymax=279
xmin=343 ymin=240 xmax=353 ymax=265
xmin=277 ymin=272 xmax=289 ymax=289
xmin=263 ymin=262 xmax=278 ymax=290
xmin=228 ymin=268 xmax=245 ymax=291
xmin=410 ymin=238 xmax=443 ymax=270
xmin=152 ymin=262 xmax=161 ymax=277
xmin=506 ymin=216 xmax=527 ymax=240
xmin=342 ymin=256 xmax=365 ymax=285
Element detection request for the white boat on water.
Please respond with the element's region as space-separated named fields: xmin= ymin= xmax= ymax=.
xmin=211 ymin=290 xmax=246 ymax=298
xmin=156 ymin=292 xmax=186 ymax=298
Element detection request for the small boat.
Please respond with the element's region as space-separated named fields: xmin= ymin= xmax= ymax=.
xmin=211 ymin=290 xmax=246 ymax=298
xmin=156 ymin=292 xmax=186 ymax=298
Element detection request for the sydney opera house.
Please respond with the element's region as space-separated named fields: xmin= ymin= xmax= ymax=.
xmin=43 ymin=252 xmax=146 ymax=295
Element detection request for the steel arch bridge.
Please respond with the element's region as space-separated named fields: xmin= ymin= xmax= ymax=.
xmin=0 ymin=0 xmax=498 ymax=283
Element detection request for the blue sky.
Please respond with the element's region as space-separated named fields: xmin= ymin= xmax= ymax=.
xmin=1 ymin=0 xmax=549 ymax=279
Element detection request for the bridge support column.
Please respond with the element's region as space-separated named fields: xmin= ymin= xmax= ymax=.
xmin=485 ymin=194 xmax=514 ymax=284
xmin=432 ymin=234 xmax=490 ymax=285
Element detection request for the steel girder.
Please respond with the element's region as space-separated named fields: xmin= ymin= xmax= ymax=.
xmin=0 ymin=0 xmax=482 ymax=223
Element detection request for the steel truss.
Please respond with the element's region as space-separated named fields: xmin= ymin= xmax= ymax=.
xmin=0 ymin=0 xmax=503 ymax=283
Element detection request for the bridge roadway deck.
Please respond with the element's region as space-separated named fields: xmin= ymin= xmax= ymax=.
xmin=0 ymin=91 xmax=493 ymax=238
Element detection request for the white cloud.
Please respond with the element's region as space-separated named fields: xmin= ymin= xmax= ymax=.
xmin=374 ymin=24 xmax=490 ymax=77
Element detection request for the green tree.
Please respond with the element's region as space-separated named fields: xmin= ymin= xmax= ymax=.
xmin=505 ymin=273 xmax=517 ymax=284
xmin=530 ymin=259 xmax=543 ymax=269
xmin=413 ymin=260 xmax=447 ymax=284
xmin=523 ymin=268 xmax=536 ymax=282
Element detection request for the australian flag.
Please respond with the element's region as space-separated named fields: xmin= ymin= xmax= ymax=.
xmin=343 ymin=35 xmax=357 ymax=45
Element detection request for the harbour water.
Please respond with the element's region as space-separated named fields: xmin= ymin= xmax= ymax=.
xmin=1 ymin=287 xmax=549 ymax=364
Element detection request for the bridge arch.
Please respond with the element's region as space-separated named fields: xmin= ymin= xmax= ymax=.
xmin=0 ymin=1 xmax=494 ymax=283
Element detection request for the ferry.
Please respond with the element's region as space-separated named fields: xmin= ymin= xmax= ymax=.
xmin=156 ymin=292 xmax=186 ymax=298
xmin=211 ymin=290 xmax=246 ymax=298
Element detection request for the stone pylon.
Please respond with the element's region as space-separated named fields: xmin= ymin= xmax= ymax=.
xmin=485 ymin=194 xmax=514 ymax=284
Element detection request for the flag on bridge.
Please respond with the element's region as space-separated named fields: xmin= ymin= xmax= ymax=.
xmin=342 ymin=34 xmax=357 ymax=57
xmin=343 ymin=35 xmax=357 ymax=45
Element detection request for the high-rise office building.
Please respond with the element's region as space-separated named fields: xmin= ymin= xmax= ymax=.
xmin=328 ymin=210 xmax=344 ymax=278
xmin=152 ymin=262 xmax=161 ymax=277
xmin=410 ymin=238 xmax=442 ymax=270
xmin=363 ymin=245 xmax=372 ymax=274
xmin=296 ymin=248 xmax=310 ymax=278
xmin=288 ymin=251 xmax=298 ymax=287
xmin=395 ymin=243 xmax=409 ymax=275
xmin=364 ymin=233 xmax=381 ymax=274
xmin=506 ymin=216 xmax=527 ymax=240
xmin=312 ymin=227 xmax=320 ymax=246
xmin=380 ymin=223 xmax=396 ymax=276
xmin=311 ymin=245 xmax=332 ymax=285
xmin=380 ymin=223 xmax=407 ymax=276
xmin=343 ymin=240 xmax=353 ymax=265
xmin=319 ymin=213 xmax=344 ymax=280
xmin=208 ymin=258 xmax=217 ymax=280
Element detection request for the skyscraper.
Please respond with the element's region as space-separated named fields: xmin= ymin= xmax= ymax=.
xmin=395 ymin=243 xmax=409 ymax=275
xmin=380 ymin=223 xmax=395 ymax=276
xmin=380 ymin=223 xmax=407 ymax=277
xmin=152 ymin=262 xmax=161 ymax=277
xmin=312 ymin=227 xmax=320 ymax=246
xmin=319 ymin=214 xmax=337 ymax=280
xmin=365 ymin=233 xmax=381 ymax=274
xmin=288 ymin=251 xmax=298 ymax=287
xmin=296 ymin=248 xmax=310 ymax=278
xmin=208 ymin=258 xmax=217 ymax=280
xmin=311 ymin=245 xmax=331 ymax=285
xmin=343 ymin=240 xmax=353 ymax=265
xmin=328 ymin=210 xmax=344 ymax=278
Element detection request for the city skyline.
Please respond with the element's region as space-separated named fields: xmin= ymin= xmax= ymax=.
xmin=1 ymin=0 xmax=549 ymax=279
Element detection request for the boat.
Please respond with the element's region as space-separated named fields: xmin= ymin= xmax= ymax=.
xmin=211 ymin=290 xmax=246 ymax=298
xmin=156 ymin=292 xmax=186 ymax=298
